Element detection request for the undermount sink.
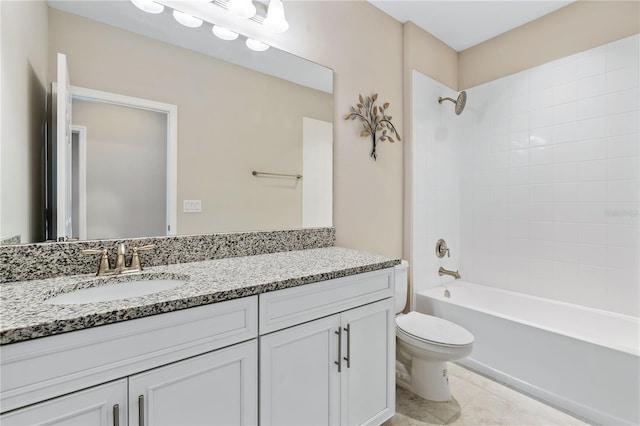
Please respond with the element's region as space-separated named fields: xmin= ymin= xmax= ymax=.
xmin=44 ymin=279 xmax=186 ymax=305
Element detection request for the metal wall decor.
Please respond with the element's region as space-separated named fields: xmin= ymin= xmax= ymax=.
xmin=344 ymin=93 xmax=401 ymax=160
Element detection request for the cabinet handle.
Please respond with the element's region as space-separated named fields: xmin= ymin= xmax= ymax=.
xmin=138 ymin=395 xmax=145 ymax=426
xmin=113 ymin=404 xmax=119 ymax=426
xmin=334 ymin=328 xmax=342 ymax=373
xmin=343 ymin=324 xmax=351 ymax=368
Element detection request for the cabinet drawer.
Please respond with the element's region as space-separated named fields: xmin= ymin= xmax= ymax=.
xmin=259 ymin=268 xmax=394 ymax=334
xmin=1 ymin=296 xmax=257 ymax=413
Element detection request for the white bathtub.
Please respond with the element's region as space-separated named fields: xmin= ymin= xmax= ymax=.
xmin=416 ymin=281 xmax=640 ymax=426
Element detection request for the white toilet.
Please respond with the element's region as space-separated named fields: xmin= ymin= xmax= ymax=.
xmin=394 ymin=260 xmax=474 ymax=402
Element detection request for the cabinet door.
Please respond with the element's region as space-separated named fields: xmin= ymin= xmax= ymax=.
xmin=0 ymin=379 xmax=126 ymax=426
xmin=129 ymin=340 xmax=257 ymax=426
xmin=260 ymin=315 xmax=341 ymax=426
xmin=340 ymin=298 xmax=395 ymax=426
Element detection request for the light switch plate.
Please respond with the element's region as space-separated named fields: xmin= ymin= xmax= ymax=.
xmin=183 ymin=200 xmax=202 ymax=213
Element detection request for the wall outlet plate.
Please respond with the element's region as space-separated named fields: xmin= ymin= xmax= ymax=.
xmin=183 ymin=200 xmax=202 ymax=213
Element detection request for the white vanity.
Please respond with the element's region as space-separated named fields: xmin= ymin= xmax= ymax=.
xmin=0 ymin=247 xmax=397 ymax=426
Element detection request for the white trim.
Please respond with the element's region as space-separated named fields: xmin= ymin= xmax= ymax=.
xmin=71 ymin=125 xmax=87 ymax=240
xmin=69 ymin=85 xmax=178 ymax=236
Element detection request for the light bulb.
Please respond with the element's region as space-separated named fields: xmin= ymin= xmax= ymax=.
xmin=227 ymin=0 xmax=256 ymax=19
xmin=172 ymin=10 xmax=203 ymax=28
xmin=246 ymin=38 xmax=269 ymax=52
xmin=130 ymin=0 xmax=164 ymax=14
xmin=212 ymin=25 xmax=239 ymax=41
xmin=263 ymin=0 xmax=289 ymax=33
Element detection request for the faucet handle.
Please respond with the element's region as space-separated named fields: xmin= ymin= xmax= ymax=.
xmin=130 ymin=245 xmax=155 ymax=271
xmin=81 ymin=248 xmax=111 ymax=276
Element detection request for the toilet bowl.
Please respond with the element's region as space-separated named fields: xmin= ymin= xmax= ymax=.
xmin=394 ymin=261 xmax=474 ymax=402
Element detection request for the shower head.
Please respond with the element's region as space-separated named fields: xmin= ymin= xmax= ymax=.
xmin=438 ymin=90 xmax=467 ymax=115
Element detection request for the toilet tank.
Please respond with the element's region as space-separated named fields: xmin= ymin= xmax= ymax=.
xmin=395 ymin=260 xmax=409 ymax=313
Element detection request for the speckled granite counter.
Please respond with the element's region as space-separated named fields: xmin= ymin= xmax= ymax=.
xmin=0 ymin=247 xmax=399 ymax=345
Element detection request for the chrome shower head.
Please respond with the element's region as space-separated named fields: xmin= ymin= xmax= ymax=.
xmin=438 ymin=90 xmax=467 ymax=115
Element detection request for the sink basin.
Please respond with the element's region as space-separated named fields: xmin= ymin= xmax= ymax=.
xmin=44 ymin=279 xmax=185 ymax=305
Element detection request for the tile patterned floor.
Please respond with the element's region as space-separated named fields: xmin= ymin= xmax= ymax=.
xmin=384 ymin=363 xmax=589 ymax=426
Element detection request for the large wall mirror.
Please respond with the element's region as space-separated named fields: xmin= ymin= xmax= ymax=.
xmin=0 ymin=0 xmax=333 ymax=245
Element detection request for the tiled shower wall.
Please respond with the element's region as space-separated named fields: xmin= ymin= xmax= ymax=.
xmin=413 ymin=35 xmax=639 ymax=316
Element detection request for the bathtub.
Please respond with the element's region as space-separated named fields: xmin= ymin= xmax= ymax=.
xmin=416 ymin=281 xmax=640 ymax=426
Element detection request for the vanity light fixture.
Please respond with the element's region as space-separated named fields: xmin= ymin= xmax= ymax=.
xmin=172 ymin=10 xmax=203 ymax=28
xmin=131 ymin=0 xmax=164 ymax=14
xmin=246 ymin=38 xmax=269 ymax=51
xmin=212 ymin=25 xmax=239 ymax=40
xmin=227 ymin=0 xmax=256 ymax=19
xmin=263 ymin=0 xmax=289 ymax=33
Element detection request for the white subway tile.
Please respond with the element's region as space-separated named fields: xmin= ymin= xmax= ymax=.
xmin=553 ymin=162 xmax=579 ymax=183
xmin=578 ymin=117 xmax=607 ymax=140
xmin=509 ymin=112 xmax=530 ymax=132
xmin=553 ymin=222 xmax=580 ymax=242
xmin=553 ymin=102 xmax=578 ymax=124
xmin=553 ymin=123 xmax=579 ymax=145
xmin=553 ymin=242 xmax=580 ymax=262
xmin=607 ymin=246 xmax=639 ymax=271
xmin=554 ymin=81 xmax=578 ymax=105
xmin=489 ymin=151 xmax=509 ymax=169
xmin=606 ymin=36 xmax=640 ymax=72
xmin=530 ymin=126 xmax=553 ymax=147
xmin=509 ymin=167 xmax=529 ymax=185
xmin=576 ymin=264 xmax=608 ymax=299
xmin=578 ymin=51 xmax=606 ymax=79
xmin=531 ymin=88 xmax=554 ymax=109
xmin=508 ymin=185 xmax=530 ymax=203
xmin=553 ymin=142 xmax=579 ymax=162
xmin=608 ymin=179 xmax=639 ymax=202
xmin=607 ymin=224 xmax=640 ymax=247
xmin=531 ymin=108 xmax=554 ymax=128
xmin=608 ymin=112 xmax=640 ymax=136
xmin=554 ymin=203 xmax=580 ymax=222
xmin=531 ymin=258 xmax=554 ymax=279
xmin=579 ymin=203 xmax=608 ymax=223
xmin=530 ymin=165 xmax=554 ymax=183
xmin=578 ymin=138 xmax=607 ymax=161
xmin=553 ymin=60 xmax=578 ymax=86
xmin=530 ymin=203 xmax=554 ymax=222
xmin=530 ymin=240 xmax=555 ymax=260
xmin=509 ymin=222 xmax=530 ymax=239
xmin=607 ymin=134 xmax=639 ymax=158
xmin=509 ymin=132 xmax=530 ymax=150
xmin=530 ymin=146 xmax=554 ymax=165
xmin=578 ymin=74 xmax=607 ymax=99
xmin=607 ymin=157 xmax=639 ymax=180
xmin=509 ymin=203 xmax=530 ymax=221
xmin=606 ymin=66 xmax=639 ymax=92
xmin=578 ymin=243 xmax=608 ymax=267
xmin=531 ymin=221 xmax=554 ymax=241
xmin=554 ymin=183 xmax=580 ymax=202
xmin=606 ymin=88 xmax=639 ymax=115
xmin=578 ymin=160 xmax=607 ymax=182
xmin=579 ymin=181 xmax=608 ymax=202
xmin=553 ymin=262 xmax=579 ymax=286
xmin=605 ymin=203 xmax=640 ymax=225
xmin=606 ymin=268 xmax=640 ymax=316
xmin=531 ymin=184 xmax=554 ymax=203
xmin=579 ymin=223 xmax=608 ymax=244
xmin=578 ymin=96 xmax=606 ymax=120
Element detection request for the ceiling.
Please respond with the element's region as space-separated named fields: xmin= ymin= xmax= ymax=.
xmin=367 ymin=1 xmax=575 ymax=52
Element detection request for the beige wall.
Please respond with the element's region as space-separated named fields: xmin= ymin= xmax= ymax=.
xmin=459 ymin=0 xmax=640 ymax=89
xmin=270 ymin=1 xmax=406 ymax=258
xmin=0 ymin=0 xmax=48 ymax=244
xmin=48 ymin=8 xmax=332 ymax=235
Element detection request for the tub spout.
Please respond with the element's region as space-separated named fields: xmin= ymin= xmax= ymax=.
xmin=439 ymin=266 xmax=461 ymax=279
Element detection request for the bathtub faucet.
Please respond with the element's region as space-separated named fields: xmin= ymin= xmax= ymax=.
xmin=439 ymin=266 xmax=461 ymax=280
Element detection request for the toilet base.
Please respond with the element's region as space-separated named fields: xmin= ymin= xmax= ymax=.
xmin=410 ymin=358 xmax=452 ymax=402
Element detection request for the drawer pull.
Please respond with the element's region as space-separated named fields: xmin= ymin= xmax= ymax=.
xmin=343 ymin=324 xmax=351 ymax=368
xmin=334 ymin=328 xmax=342 ymax=373
xmin=138 ymin=395 xmax=145 ymax=426
xmin=113 ymin=404 xmax=119 ymax=426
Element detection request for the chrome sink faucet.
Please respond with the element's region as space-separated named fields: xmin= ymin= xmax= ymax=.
xmin=82 ymin=243 xmax=155 ymax=276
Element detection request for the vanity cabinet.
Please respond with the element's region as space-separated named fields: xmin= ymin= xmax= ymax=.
xmin=1 ymin=266 xmax=395 ymax=426
xmin=0 ymin=380 xmax=127 ymax=426
xmin=259 ymin=268 xmax=396 ymax=426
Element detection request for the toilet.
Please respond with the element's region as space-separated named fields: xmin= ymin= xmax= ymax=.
xmin=394 ymin=260 xmax=474 ymax=402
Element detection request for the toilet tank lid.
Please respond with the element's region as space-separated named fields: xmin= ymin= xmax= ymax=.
xmin=396 ymin=312 xmax=474 ymax=346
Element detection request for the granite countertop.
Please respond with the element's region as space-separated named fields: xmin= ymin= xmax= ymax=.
xmin=0 ymin=247 xmax=400 ymax=345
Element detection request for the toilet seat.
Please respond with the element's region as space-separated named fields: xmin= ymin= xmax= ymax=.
xmin=396 ymin=312 xmax=474 ymax=347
